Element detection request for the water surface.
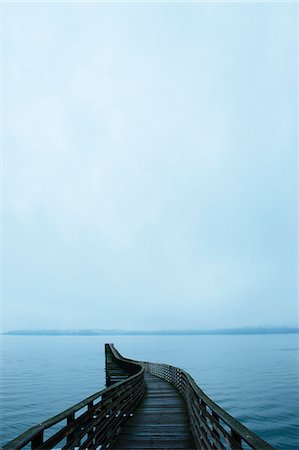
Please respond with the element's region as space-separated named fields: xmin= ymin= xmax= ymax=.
xmin=1 ymin=334 xmax=298 ymax=449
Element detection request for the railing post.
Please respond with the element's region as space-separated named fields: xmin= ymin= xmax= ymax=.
xmin=31 ymin=431 xmax=43 ymax=449
xmin=87 ymin=401 xmax=94 ymax=450
xmin=105 ymin=343 xmax=112 ymax=386
xmin=66 ymin=412 xmax=75 ymax=447
xmin=230 ymin=429 xmax=243 ymax=449
xmin=211 ymin=411 xmax=222 ymax=447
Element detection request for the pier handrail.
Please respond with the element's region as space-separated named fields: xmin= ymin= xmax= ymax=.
xmin=2 ymin=344 xmax=145 ymax=450
xmin=2 ymin=344 xmax=274 ymax=450
xmin=143 ymin=361 xmax=274 ymax=450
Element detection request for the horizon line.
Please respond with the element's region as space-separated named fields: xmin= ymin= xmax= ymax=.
xmin=2 ymin=326 xmax=299 ymax=336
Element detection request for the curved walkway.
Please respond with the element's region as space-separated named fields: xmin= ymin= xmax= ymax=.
xmin=111 ymin=373 xmax=196 ymax=449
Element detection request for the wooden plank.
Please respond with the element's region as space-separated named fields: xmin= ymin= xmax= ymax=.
xmin=3 ymin=343 xmax=275 ymax=450
xmin=110 ymin=373 xmax=196 ymax=449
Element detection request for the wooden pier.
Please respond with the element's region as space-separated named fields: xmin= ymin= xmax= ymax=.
xmin=3 ymin=344 xmax=274 ymax=450
xmin=110 ymin=373 xmax=195 ymax=449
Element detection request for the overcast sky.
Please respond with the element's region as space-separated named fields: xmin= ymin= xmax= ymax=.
xmin=2 ymin=1 xmax=298 ymax=332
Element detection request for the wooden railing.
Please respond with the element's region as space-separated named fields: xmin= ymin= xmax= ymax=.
xmin=2 ymin=345 xmax=144 ymax=450
xmin=142 ymin=361 xmax=274 ymax=450
xmin=3 ymin=344 xmax=274 ymax=450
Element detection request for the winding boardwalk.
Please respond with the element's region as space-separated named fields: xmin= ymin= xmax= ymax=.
xmin=2 ymin=344 xmax=274 ymax=450
xmin=111 ymin=373 xmax=196 ymax=449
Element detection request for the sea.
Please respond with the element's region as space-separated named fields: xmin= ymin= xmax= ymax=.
xmin=0 ymin=334 xmax=298 ymax=449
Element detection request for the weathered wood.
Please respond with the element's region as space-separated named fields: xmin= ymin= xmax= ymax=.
xmin=143 ymin=361 xmax=274 ymax=450
xmin=2 ymin=345 xmax=144 ymax=450
xmin=3 ymin=343 xmax=275 ymax=450
xmin=31 ymin=431 xmax=43 ymax=449
xmin=110 ymin=372 xmax=196 ymax=449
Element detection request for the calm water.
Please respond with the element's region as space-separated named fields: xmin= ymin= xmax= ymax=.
xmin=0 ymin=334 xmax=298 ymax=449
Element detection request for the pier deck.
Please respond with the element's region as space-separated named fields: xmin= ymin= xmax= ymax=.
xmin=2 ymin=343 xmax=275 ymax=450
xmin=111 ymin=373 xmax=195 ymax=449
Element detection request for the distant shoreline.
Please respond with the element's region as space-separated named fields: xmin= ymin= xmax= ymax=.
xmin=2 ymin=327 xmax=299 ymax=336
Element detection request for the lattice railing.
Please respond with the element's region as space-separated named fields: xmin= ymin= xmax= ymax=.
xmin=142 ymin=361 xmax=274 ymax=450
xmin=3 ymin=345 xmax=274 ymax=450
xmin=3 ymin=345 xmax=144 ymax=450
